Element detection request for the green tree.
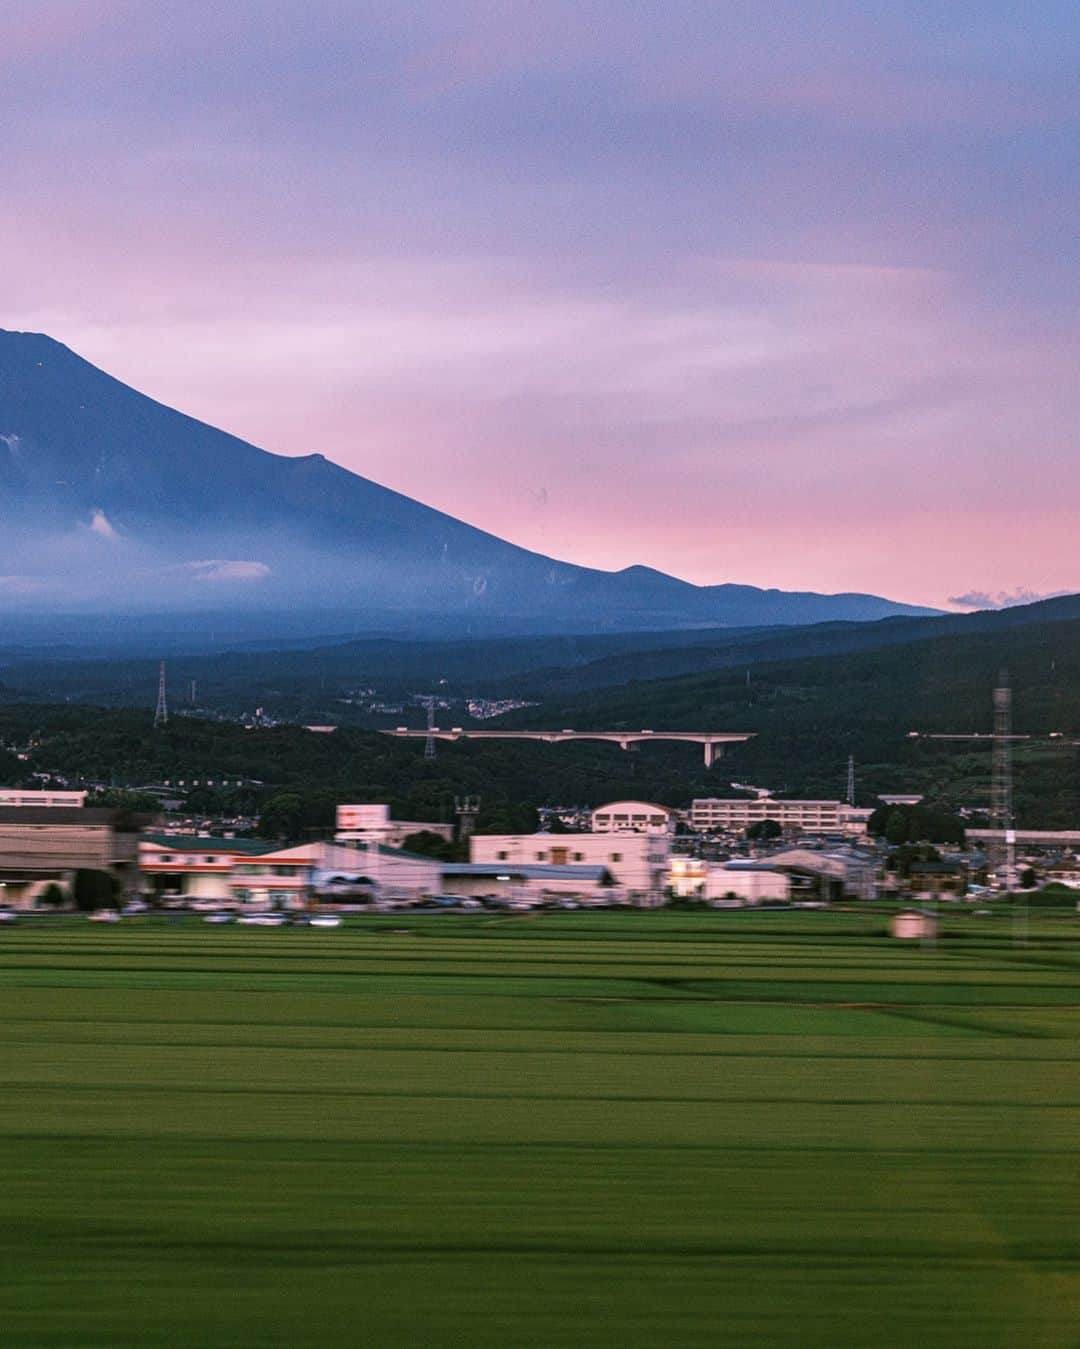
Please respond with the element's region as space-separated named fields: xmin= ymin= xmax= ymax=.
xmin=257 ymin=793 xmax=304 ymax=839
xmin=400 ymin=830 xmax=460 ymax=861
xmin=746 ymin=819 xmax=782 ymax=841
xmin=72 ymin=869 xmax=117 ymax=911
xmin=885 ymin=810 xmax=909 ymax=846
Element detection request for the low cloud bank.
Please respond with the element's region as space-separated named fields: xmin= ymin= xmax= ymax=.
xmin=949 ymin=587 xmax=1070 ymax=611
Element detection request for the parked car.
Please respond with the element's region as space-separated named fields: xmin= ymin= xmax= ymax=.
xmin=121 ymin=900 xmax=149 ymax=916
xmin=203 ymin=911 xmax=236 ymax=924
xmin=88 ymin=909 xmax=120 ymax=923
xmin=238 ymin=913 xmax=287 ymax=926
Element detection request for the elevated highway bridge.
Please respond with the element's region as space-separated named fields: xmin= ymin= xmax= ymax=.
xmin=381 ymin=727 xmax=754 ymax=767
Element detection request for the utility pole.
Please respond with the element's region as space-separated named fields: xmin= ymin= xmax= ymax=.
xmin=154 ymin=661 xmax=168 ymax=728
xmin=846 ymin=754 xmax=855 ymax=808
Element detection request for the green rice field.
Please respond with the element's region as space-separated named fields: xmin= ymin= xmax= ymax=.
xmin=3 ymin=909 xmax=1080 ymax=1347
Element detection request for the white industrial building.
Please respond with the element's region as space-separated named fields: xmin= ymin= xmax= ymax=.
xmin=669 ymin=857 xmax=791 ymax=904
xmin=590 ymin=800 xmax=675 ymax=835
xmin=0 ymin=807 xmax=140 ymax=907
xmin=231 ymin=840 xmax=440 ymax=907
xmin=0 ymin=788 xmax=88 ymax=808
xmin=471 ymin=831 xmax=670 ymax=901
xmin=439 ymin=862 xmax=619 ymax=904
xmin=690 ymin=797 xmax=873 ymax=837
xmin=335 ymin=803 xmax=453 ymax=849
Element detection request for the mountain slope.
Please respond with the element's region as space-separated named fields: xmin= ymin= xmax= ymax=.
xmin=0 ymin=329 xmax=937 ymax=629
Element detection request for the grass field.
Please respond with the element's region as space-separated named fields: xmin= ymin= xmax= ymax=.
xmin=3 ymin=909 xmax=1080 ymax=1347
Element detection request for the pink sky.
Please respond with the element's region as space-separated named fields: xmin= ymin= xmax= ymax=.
xmin=3 ymin=1 xmax=1078 ymax=609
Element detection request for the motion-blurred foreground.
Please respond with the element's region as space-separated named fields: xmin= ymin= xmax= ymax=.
xmin=4 ymin=910 xmax=1079 ymax=1347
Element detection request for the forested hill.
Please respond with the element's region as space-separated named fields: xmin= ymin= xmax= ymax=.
xmin=0 ymin=704 xmax=744 ymax=837
xmin=491 ymin=613 xmax=1080 ymax=826
xmin=3 ymin=607 xmax=1080 ymax=829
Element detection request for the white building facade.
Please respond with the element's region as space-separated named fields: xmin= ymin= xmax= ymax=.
xmin=471 ymin=832 xmax=670 ymax=900
xmin=690 ymin=798 xmax=873 ymax=837
xmin=335 ymin=803 xmax=453 ymax=849
xmin=590 ymin=800 xmax=675 ymax=835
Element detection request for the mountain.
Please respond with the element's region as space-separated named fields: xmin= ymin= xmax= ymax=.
xmin=0 ymin=329 xmax=938 ymax=632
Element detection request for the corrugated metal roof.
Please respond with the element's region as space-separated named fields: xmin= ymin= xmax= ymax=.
xmin=142 ymin=834 xmax=279 ymax=855
xmin=441 ymin=862 xmax=612 ymax=880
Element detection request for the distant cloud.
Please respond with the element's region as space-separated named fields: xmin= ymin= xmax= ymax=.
xmin=88 ymin=508 xmax=119 ymax=539
xmin=0 ymin=575 xmax=43 ymax=595
xmin=177 ymin=559 xmax=271 ymax=583
xmin=948 ymin=587 xmax=1070 ymax=611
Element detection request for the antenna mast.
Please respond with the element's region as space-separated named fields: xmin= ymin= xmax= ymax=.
xmin=424 ymin=696 xmax=437 ymax=760
xmin=154 ymin=661 xmax=169 ymax=728
xmin=455 ymin=795 xmax=480 ymax=840
xmin=846 ymin=754 xmax=855 ymax=807
xmin=991 ymin=669 xmax=1015 ymax=889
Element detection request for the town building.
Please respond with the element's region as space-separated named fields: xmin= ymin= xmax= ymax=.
xmin=335 ymin=803 xmax=453 ymax=849
xmin=140 ymin=835 xmax=280 ymax=901
xmin=690 ymin=797 xmax=873 ymax=837
xmin=0 ymin=807 xmax=140 ymax=907
xmin=669 ymin=857 xmax=791 ymax=903
xmin=0 ymin=788 xmax=88 ymax=808
xmin=763 ymin=846 xmax=878 ymax=900
xmin=230 ymin=840 xmax=440 ymax=908
xmin=439 ymin=862 xmax=619 ymax=904
xmin=966 ymin=829 xmax=1080 ymax=850
xmin=590 ymin=800 xmax=675 ymax=835
xmin=471 ymin=831 xmax=670 ymax=900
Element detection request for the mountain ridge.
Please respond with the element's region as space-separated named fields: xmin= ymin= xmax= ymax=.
xmin=0 ymin=328 xmax=939 ymax=631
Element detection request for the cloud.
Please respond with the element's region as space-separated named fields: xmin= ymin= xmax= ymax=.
xmin=948 ymin=588 xmax=1071 ymax=611
xmin=0 ymin=575 xmax=44 ymax=595
xmin=88 ymin=509 xmax=119 ymax=539
xmin=176 ymin=559 xmax=271 ymax=583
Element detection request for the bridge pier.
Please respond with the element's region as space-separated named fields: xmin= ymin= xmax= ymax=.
xmin=704 ymin=742 xmax=722 ymax=768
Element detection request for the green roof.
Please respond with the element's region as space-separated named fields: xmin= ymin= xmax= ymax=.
xmin=142 ymin=833 xmax=279 ymax=855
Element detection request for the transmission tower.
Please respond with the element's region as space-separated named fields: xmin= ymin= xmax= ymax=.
xmin=991 ymin=669 xmax=1016 ymax=889
xmin=423 ymin=696 xmax=437 ymax=760
xmin=154 ymin=661 xmax=168 ymax=728
xmin=455 ymin=795 xmax=480 ymax=840
xmin=846 ymin=754 xmax=855 ymax=807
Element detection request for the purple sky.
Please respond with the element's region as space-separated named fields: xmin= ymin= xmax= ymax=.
xmin=3 ymin=1 xmax=1078 ymax=608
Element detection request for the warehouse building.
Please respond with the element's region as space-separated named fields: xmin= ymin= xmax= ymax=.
xmin=0 ymin=807 xmax=140 ymax=907
xmin=471 ymin=831 xmax=670 ymax=902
